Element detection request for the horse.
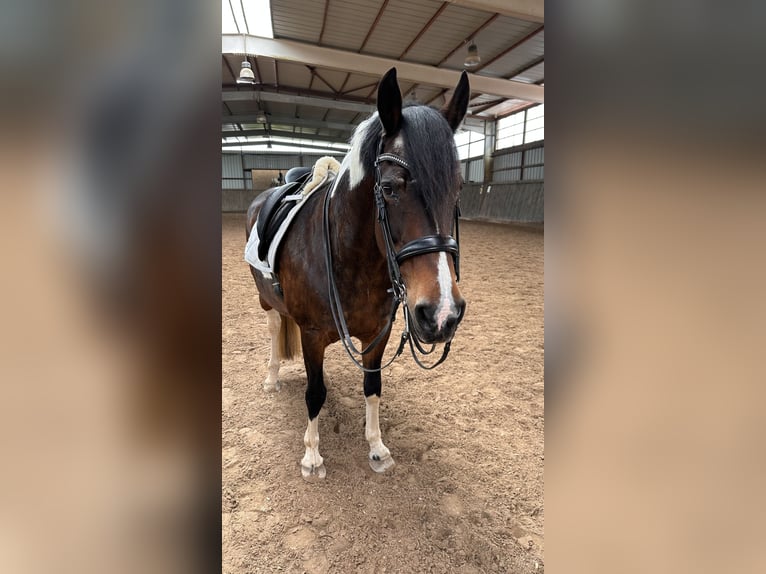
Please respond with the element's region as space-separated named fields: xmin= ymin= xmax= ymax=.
xmin=245 ymin=67 xmax=469 ymax=479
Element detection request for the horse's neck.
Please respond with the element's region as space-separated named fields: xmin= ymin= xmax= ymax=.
xmin=331 ymin=175 xmax=383 ymax=265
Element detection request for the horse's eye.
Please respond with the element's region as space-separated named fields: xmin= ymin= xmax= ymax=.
xmin=380 ymin=183 xmax=394 ymax=197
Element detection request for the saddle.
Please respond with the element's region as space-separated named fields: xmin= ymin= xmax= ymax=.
xmin=255 ymin=169 xmax=312 ymax=263
xmin=285 ymin=166 xmax=312 ymax=183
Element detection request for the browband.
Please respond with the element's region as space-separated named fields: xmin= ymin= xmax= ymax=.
xmin=376 ymin=153 xmax=411 ymax=170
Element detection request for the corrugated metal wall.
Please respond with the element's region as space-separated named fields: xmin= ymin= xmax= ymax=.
xmin=494 ymin=150 xmax=522 ymax=169
xmin=460 ymin=182 xmax=544 ymax=223
xmin=222 ymin=154 xmax=243 ymax=189
xmin=222 ymin=152 xmax=345 ymax=212
xmin=455 ymin=142 xmax=543 ymax=223
xmin=524 ymin=166 xmax=544 ymax=179
xmin=222 ymin=152 xmax=345 ymax=190
xmin=491 ymin=144 xmax=544 ymax=184
xmin=242 ymin=153 xmax=344 ymax=170
xmin=526 ymin=146 xmax=544 ymax=165
xmin=222 ymin=154 xmax=243 ymax=178
xmin=224 ymin=142 xmax=544 ymax=221
xmin=494 ymin=168 xmax=521 ymax=182
xmin=459 ymin=157 xmax=485 ymax=183
xmin=467 ymin=159 xmax=484 ymax=183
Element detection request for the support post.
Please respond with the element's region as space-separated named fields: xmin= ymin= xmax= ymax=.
xmin=471 ymin=119 xmax=495 ymax=218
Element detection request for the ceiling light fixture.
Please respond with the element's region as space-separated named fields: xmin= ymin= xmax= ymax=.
xmin=464 ymin=41 xmax=481 ymax=69
xmin=237 ymin=60 xmax=255 ymax=84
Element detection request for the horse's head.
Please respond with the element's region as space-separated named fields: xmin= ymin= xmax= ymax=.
xmin=372 ymin=68 xmax=470 ymax=344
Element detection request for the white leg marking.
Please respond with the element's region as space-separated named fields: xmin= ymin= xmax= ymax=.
xmin=263 ymin=310 xmax=281 ymax=391
xmin=435 ymin=252 xmax=456 ymax=331
xmin=301 ymin=417 xmax=326 ymax=479
xmin=365 ymin=395 xmax=394 ymax=472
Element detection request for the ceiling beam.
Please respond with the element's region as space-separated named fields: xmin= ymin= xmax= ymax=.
xmin=227 ymin=0 xmax=240 ymax=34
xmin=445 ymin=0 xmax=543 ymax=23
xmin=251 ymin=55 xmax=262 ymax=83
xmin=223 ymin=82 xmax=374 ymax=104
xmin=360 ymin=0 xmax=390 ymax=52
xmin=402 ymin=12 xmax=500 ymax=102
xmin=438 ymin=13 xmax=500 ymax=67
xmin=507 ymin=55 xmax=544 ymax=80
xmin=318 ymin=0 xmax=330 ymax=44
xmin=308 ymin=66 xmax=339 ymax=94
xmin=221 ymin=56 xmax=244 ymax=133
xmin=222 ymin=141 xmax=348 ymax=153
xmin=222 ymin=89 xmax=375 ymax=113
xmin=343 ymin=81 xmax=378 ymax=95
xmin=399 ymin=2 xmax=449 ymax=60
xmin=470 ymin=98 xmax=505 ymax=114
xmin=222 ymin=129 xmax=351 ymax=144
xmin=222 ymin=113 xmax=484 ymax=135
xmin=459 ymin=121 xmax=486 ymax=135
xmin=222 ymin=114 xmax=357 ymax=132
xmin=472 ymin=25 xmax=543 ymax=73
xmin=223 ymin=34 xmax=544 ymax=103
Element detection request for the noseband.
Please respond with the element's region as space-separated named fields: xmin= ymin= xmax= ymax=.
xmin=322 ymin=141 xmax=461 ymax=373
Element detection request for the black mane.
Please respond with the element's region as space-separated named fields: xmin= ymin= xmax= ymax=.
xmin=358 ymin=105 xmax=460 ymax=220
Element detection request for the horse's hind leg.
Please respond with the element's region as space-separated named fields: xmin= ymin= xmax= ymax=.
xmin=300 ymin=331 xmax=327 ymax=480
xmin=263 ymin=309 xmax=281 ymax=391
xmin=363 ymin=336 xmax=395 ymax=473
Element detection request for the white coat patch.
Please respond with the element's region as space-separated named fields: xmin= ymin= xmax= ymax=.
xmin=435 ymin=252 xmax=455 ymax=330
xmin=347 ymin=115 xmax=378 ymax=190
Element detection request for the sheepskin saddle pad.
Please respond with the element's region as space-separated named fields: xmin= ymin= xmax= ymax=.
xmin=245 ymin=156 xmax=341 ymax=276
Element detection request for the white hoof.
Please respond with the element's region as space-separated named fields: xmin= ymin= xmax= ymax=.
xmin=369 ymin=454 xmax=395 ymax=473
xmin=301 ymin=463 xmax=327 ymax=481
xmin=263 ymin=378 xmax=281 ymax=392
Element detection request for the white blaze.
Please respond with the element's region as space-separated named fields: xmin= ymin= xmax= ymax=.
xmin=435 ymin=252 xmax=456 ymax=330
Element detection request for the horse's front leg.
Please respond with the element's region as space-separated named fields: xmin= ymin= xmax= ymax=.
xmin=300 ymin=330 xmax=328 ymax=480
xmin=363 ymin=333 xmax=395 ymax=473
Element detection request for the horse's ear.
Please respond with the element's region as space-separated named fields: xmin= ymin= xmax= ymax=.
xmin=441 ymin=71 xmax=470 ymax=131
xmin=377 ymin=67 xmax=402 ymax=136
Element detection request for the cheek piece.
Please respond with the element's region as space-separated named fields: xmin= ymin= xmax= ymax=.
xmin=322 ymin=137 xmax=461 ymax=372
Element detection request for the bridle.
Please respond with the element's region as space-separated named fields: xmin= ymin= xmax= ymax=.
xmin=322 ymin=139 xmax=462 ymax=373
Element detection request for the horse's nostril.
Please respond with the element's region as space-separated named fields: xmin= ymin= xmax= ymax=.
xmin=456 ymin=299 xmax=466 ymax=321
xmin=414 ymin=303 xmax=434 ymax=330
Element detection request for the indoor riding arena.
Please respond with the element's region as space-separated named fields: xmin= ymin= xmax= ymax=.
xmin=222 ymin=1 xmax=544 ymax=572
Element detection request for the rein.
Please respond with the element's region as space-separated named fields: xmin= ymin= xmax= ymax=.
xmin=322 ymin=143 xmax=461 ymax=373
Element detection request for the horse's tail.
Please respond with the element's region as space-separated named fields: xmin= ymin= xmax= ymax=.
xmin=278 ymin=314 xmax=302 ymax=360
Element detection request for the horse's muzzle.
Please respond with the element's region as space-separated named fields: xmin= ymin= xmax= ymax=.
xmin=412 ymin=298 xmax=466 ymax=344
